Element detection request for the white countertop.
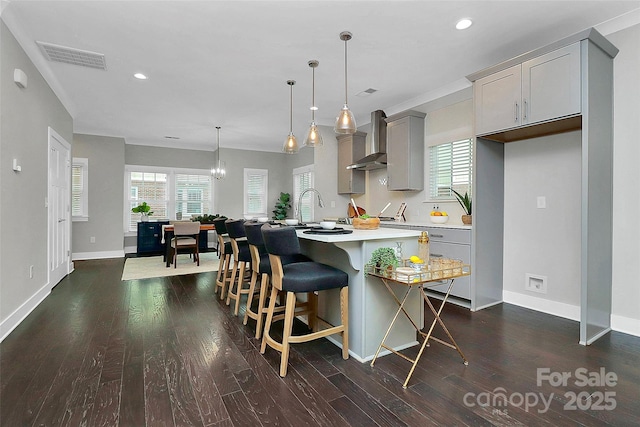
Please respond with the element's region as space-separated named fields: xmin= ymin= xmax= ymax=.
xmin=379 ymin=220 xmax=472 ymax=230
xmin=296 ymin=225 xmax=421 ymax=243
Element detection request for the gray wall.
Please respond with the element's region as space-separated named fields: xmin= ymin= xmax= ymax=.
xmin=0 ymin=22 xmax=73 ymax=334
xmin=72 ymin=134 xmax=125 ymax=257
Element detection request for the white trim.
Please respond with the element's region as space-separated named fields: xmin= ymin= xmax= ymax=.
xmin=503 ymin=290 xmax=580 ymax=321
xmin=611 ymin=314 xmax=640 ymax=338
xmin=72 ymin=250 xmax=125 ymax=261
xmin=0 ymin=283 xmax=51 ymax=342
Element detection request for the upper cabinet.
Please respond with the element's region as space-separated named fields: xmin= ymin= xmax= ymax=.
xmin=386 ymin=110 xmax=426 ymax=191
xmin=474 ymin=43 xmax=581 ymax=138
xmin=337 ymin=131 xmax=366 ymax=194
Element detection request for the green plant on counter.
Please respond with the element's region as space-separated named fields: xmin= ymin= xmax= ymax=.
xmin=191 ymin=213 xmax=224 ymax=223
xmin=272 ymin=192 xmax=291 ymax=220
xmin=451 ymin=189 xmax=472 ymax=215
xmin=131 ymin=201 xmax=153 ymax=216
xmin=368 ymin=247 xmax=399 ymax=272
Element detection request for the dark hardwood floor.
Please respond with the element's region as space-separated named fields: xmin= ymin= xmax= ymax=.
xmin=1 ymin=258 xmax=639 ymax=426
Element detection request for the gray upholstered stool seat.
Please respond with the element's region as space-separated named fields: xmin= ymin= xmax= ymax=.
xmin=260 ymin=224 xmax=349 ymax=377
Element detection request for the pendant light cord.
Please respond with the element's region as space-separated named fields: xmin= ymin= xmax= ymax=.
xmin=290 ymin=83 xmax=293 ymax=133
xmin=312 ymin=66 xmax=316 ymax=121
xmin=344 ymin=38 xmax=349 ymax=105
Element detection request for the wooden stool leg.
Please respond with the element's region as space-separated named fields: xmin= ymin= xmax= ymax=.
xmin=243 ymin=270 xmax=259 ymax=325
xmin=226 ymin=260 xmax=239 ymax=306
xmin=280 ymin=292 xmax=297 ymax=377
xmin=260 ymin=286 xmax=279 ymax=354
xmin=254 ymin=274 xmax=270 ymax=339
xmin=340 ymin=286 xmax=349 ymax=359
xmin=234 ymin=261 xmax=247 ymax=316
xmin=219 ymin=254 xmax=231 ymax=300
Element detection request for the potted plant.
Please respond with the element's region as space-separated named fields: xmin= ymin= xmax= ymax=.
xmin=131 ymin=201 xmax=153 ymax=222
xmin=451 ymin=189 xmax=472 ymax=225
xmin=191 ymin=213 xmax=224 ymax=224
xmin=272 ymin=192 xmax=291 ymax=220
xmin=368 ymin=247 xmax=399 ymax=275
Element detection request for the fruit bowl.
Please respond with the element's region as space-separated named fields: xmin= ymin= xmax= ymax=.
xmin=429 ymin=215 xmax=449 ymax=224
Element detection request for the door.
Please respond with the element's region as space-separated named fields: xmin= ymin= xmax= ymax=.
xmin=474 ymin=64 xmax=522 ymax=135
xmin=522 ymin=42 xmax=581 ymax=125
xmin=48 ymin=127 xmax=71 ymax=288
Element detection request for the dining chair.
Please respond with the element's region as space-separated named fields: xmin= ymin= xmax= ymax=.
xmin=261 ymin=224 xmax=349 ymax=377
xmin=170 ymin=221 xmax=201 ymax=268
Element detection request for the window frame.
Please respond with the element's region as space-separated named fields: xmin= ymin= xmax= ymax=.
xmin=292 ymin=164 xmax=314 ymax=222
xmin=124 ymin=165 xmax=213 ymax=233
xmin=71 ymin=157 xmax=89 ymax=222
xmin=428 ymin=138 xmax=473 ymax=201
xmin=243 ymin=168 xmax=269 ymax=217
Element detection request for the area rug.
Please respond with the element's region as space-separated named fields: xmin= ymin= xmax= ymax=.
xmin=122 ymin=252 xmax=219 ymax=280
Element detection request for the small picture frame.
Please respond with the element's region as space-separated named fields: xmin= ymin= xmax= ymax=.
xmin=394 ymin=203 xmax=407 ymax=222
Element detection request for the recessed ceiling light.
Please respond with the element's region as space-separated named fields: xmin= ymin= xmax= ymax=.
xmin=456 ymin=18 xmax=473 ymax=30
xmin=134 ymin=73 xmax=147 ymax=80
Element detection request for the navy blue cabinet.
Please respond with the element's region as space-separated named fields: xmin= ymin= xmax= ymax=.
xmin=137 ymin=221 xmax=169 ymax=256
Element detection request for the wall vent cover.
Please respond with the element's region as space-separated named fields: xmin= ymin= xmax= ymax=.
xmin=36 ymin=41 xmax=107 ymax=70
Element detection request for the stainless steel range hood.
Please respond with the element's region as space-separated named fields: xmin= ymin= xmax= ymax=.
xmin=347 ymin=110 xmax=387 ymax=170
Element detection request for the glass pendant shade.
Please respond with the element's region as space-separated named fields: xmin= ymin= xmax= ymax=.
xmin=284 ymin=133 xmax=298 ymax=154
xmin=212 ymin=126 xmax=226 ymax=180
xmin=304 ymin=60 xmax=323 ymax=147
xmin=334 ymin=31 xmax=356 ymax=135
xmin=335 ymin=104 xmax=357 ymax=134
xmin=283 ymin=80 xmax=299 ymax=154
xmin=305 ymin=122 xmax=323 ymax=147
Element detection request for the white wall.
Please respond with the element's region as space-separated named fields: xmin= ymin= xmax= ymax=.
xmin=503 ymin=132 xmax=582 ymax=311
xmin=608 ymin=23 xmax=640 ymax=335
xmin=0 ymin=22 xmax=73 ymax=339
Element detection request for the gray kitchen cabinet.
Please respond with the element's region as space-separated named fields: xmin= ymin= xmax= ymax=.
xmin=385 ymin=110 xmax=425 ymax=191
xmin=468 ymin=28 xmax=618 ymax=344
xmin=416 ymin=227 xmax=472 ymax=301
xmin=337 ymin=131 xmax=366 ymax=194
xmin=474 ymin=42 xmax=581 ymax=137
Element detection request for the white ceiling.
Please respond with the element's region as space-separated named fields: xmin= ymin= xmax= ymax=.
xmin=2 ymin=1 xmax=639 ymax=153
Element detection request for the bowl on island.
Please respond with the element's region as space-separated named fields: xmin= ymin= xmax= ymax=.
xmin=257 ymin=216 xmax=269 ymax=223
xmin=319 ymin=221 xmax=336 ymax=230
xmin=284 ymin=219 xmax=299 ymax=226
xmin=429 ymin=214 xmax=449 ymax=224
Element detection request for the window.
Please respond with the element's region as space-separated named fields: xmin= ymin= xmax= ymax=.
xmin=429 ymin=138 xmax=473 ymax=199
xmin=72 ymin=158 xmax=88 ymax=221
xmin=244 ymin=168 xmax=268 ymax=216
xmin=293 ymin=165 xmax=314 ymax=222
xmin=125 ymin=166 xmax=213 ymax=232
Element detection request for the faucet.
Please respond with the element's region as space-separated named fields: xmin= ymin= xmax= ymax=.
xmin=296 ymin=188 xmax=325 ymax=223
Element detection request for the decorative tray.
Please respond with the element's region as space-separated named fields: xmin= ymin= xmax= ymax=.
xmin=365 ymin=260 xmax=471 ymax=285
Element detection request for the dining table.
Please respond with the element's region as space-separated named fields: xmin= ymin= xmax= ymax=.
xmin=162 ymin=223 xmax=215 ymax=267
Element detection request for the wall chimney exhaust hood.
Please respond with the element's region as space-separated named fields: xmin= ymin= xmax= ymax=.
xmin=347 ymin=110 xmax=387 ymax=170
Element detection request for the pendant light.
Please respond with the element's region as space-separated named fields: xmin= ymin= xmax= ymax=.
xmin=283 ymin=79 xmax=299 ymax=154
xmin=304 ymin=60 xmax=323 ymax=147
xmin=212 ymin=126 xmax=226 ymax=180
xmin=334 ymin=31 xmax=357 ymax=134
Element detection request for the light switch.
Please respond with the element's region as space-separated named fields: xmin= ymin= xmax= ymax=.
xmin=537 ymin=196 xmax=546 ymax=209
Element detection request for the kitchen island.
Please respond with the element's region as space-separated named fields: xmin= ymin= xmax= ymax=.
xmin=296 ymin=225 xmax=422 ymax=362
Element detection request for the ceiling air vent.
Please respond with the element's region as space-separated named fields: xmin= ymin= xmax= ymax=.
xmin=36 ymin=41 xmax=107 ymax=70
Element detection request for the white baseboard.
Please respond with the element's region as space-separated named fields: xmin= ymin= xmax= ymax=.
xmin=504 ymin=291 xmax=640 ymax=339
xmin=72 ymin=250 xmax=125 ymax=260
xmin=124 ymin=246 xmax=137 ymax=254
xmin=611 ymin=314 xmax=640 ymax=338
xmin=1 ymin=282 xmax=50 ymax=342
xmin=503 ymin=290 xmax=580 ymax=321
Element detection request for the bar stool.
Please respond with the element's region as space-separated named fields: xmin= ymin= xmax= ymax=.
xmin=225 ymin=219 xmax=252 ymax=316
xmin=261 ymin=225 xmax=349 ymax=377
xmin=243 ymin=222 xmax=310 ymax=339
xmin=212 ymin=217 xmax=232 ymax=300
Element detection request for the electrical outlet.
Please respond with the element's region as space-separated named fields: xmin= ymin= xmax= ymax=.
xmin=90 ymin=236 xmax=96 ymax=243
xmin=537 ymin=196 xmax=546 ymax=209
xmin=525 ymin=273 xmax=547 ymax=293
xmin=330 ymin=201 xmax=336 ymax=208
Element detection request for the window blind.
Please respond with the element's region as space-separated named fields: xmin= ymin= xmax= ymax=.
xmin=293 ymin=166 xmax=314 ymax=222
xmin=244 ymin=169 xmax=268 ymax=215
xmin=176 ymin=173 xmax=212 ymax=217
xmin=71 ymin=158 xmax=88 ymax=219
xmin=429 ymin=138 xmax=473 ymax=199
